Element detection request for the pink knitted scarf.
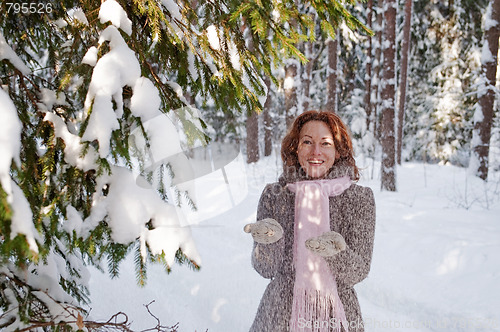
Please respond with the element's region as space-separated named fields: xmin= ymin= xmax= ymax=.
xmin=287 ymin=176 xmax=351 ymax=332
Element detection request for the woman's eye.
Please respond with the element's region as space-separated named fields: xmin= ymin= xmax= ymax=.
xmin=322 ymin=142 xmax=332 ymax=146
xmin=302 ymin=140 xmax=312 ymax=145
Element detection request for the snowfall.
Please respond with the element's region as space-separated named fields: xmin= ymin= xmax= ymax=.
xmin=88 ymin=151 xmax=500 ymax=332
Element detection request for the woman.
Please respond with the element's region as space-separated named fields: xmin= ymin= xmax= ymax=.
xmin=244 ymin=110 xmax=375 ymax=332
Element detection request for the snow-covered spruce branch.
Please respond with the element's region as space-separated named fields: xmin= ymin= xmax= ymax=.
xmin=6 ymin=311 xmax=179 ymax=332
xmin=0 ymin=275 xmax=178 ymax=332
xmin=9 ymin=69 xmax=40 ymax=109
xmin=17 ymin=311 xmax=179 ymax=332
xmin=0 ymin=269 xmax=84 ymax=331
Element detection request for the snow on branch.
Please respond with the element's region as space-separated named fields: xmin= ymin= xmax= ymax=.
xmin=99 ymin=0 xmax=133 ymax=36
xmin=0 ymin=32 xmax=30 ymax=75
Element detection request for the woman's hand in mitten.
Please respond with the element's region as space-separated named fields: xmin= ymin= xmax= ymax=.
xmin=244 ymin=218 xmax=283 ymax=244
xmin=305 ymin=231 xmax=347 ymax=257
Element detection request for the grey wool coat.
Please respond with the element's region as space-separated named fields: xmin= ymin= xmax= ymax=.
xmin=249 ymin=162 xmax=376 ymax=332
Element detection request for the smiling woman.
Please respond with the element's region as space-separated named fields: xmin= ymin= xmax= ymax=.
xmin=244 ymin=110 xmax=375 ymax=332
xmin=297 ymin=120 xmax=338 ymax=179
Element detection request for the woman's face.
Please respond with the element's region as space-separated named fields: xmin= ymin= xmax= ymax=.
xmin=297 ymin=120 xmax=337 ymax=179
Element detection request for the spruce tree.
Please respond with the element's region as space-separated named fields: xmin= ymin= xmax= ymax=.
xmin=405 ymin=0 xmax=489 ymax=165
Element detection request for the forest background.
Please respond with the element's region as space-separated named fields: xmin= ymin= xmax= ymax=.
xmin=0 ymin=0 xmax=499 ymax=330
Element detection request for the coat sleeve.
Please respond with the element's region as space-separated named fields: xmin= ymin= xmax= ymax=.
xmin=326 ymin=185 xmax=376 ymax=290
xmin=251 ymin=184 xmax=285 ymax=279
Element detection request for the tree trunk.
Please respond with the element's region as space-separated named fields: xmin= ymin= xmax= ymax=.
xmin=470 ymin=0 xmax=500 ymax=180
xmin=302 ymin=41 xmax=313 ymax=112
xmin=246 ymin=111 xmax=259 ymax=163
xmin=263 ymin=76 xmax=273 ymax=157
xmin=364 ymin=0 xmax=373 ymax=135
xmin=285 ymin=59 xmax=299 ymax=128
xmin=396 ymin=0 xmax=413 ymax=165
xmin=326 ymin=34 xmax=338 ymax=113
xmin=303 ymin=39 xmax=325 ymax=112
xmin=372 ymin=3 xmax=384 ymax=140
xmin=284 ymin=2 xmax=301 ymax=127
xmin=244 ymin=21 xmax=259 ymax=164
xmin=380 ymin=0 xmax=397 ymax=191
xmin=302 ymin=9 xmax=317 ymax=112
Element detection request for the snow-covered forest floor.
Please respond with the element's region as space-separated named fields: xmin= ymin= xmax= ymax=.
xmin=88 ymin=151 xmax=500 ymax=332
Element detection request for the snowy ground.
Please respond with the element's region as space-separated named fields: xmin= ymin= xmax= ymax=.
xmin=88 ymin=151 xmax=500 ymax=332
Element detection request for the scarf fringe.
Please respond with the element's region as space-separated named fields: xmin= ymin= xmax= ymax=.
xmin=290 ymin=288 xmax=348 ymax=332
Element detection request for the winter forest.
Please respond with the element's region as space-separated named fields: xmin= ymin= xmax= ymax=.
xmin=1 ymin=0 xmax=499 ymax=331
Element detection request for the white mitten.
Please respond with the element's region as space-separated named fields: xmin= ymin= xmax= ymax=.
xmin=244 ymin=218 xmax=283 ymax=244
xmin=305 ymin=231 xmax=347 ymax=257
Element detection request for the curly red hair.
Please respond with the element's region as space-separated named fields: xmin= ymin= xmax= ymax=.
xmin=281 ymin=110 xmax=359 ymax=180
